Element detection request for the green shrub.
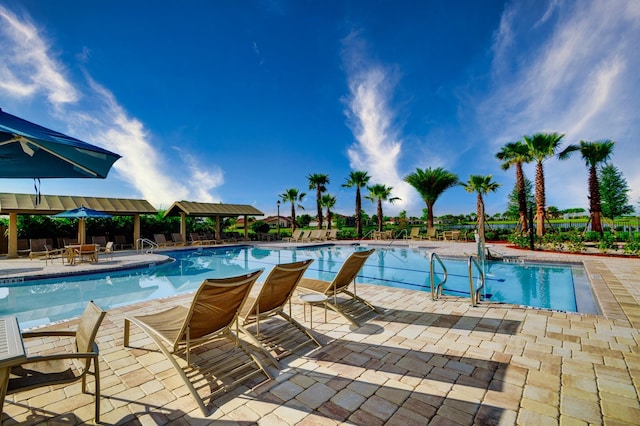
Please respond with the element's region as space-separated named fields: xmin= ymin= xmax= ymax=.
xmin=250 ymin=221 xmax=270 ymax=234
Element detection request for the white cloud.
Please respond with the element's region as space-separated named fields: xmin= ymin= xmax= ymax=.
xmin=478 ymin=0 xmax=640 ymax=209
xmin=0 ymin=5 xmax=79 ymax=105
xmin=341 ymin=31 xmax=413 ymax=213
xmin=0 ymin=4 xmax=225 ymax=208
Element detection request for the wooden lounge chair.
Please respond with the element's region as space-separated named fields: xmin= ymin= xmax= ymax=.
xmin=75 ymin=244 xmax=99 ymax=263
xmin=239 ymin=259 xmax=318 ymax=367
xmin=153 ymin=233 xmax=175 ymax=247
xmin=307 ymin=230 xmax=326 ymax=242
xmin=189 ymin=233 xmax=216 ymax=245
xmin=425 ymin=227 xmax=438 ymax=241
xmin=28 ymin=238 xmax=65 ymax=265
xmin=297 ymin=249 xmax=381 ymax=326
xmin=2 ymin=301 xmax=106 ymax=422
xmin=123 ymin=270 xmax=271 ymax=415
xmin=171 ymin=233 xmax=187 ymax=246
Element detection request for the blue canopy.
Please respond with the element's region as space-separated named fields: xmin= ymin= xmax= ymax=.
xmin=0 ymin=109 xmax=121 ymax=179
xmin=53 ymin=205 xmax=113 ymax=219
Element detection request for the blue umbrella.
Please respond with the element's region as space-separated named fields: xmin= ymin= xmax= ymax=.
xmin=0 ymin=108 xmax=121 ymax=179
xmin=53 ymin=206 xmax=113 ymax=244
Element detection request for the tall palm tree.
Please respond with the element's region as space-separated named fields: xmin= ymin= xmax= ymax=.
xmin=307 ymin=173 xmax=330 ymax=229
xmin=343 ymin=171 xmax=371 ymax=238
xmin=279 ymin=188 xmax=306 ymax=231
xmin=496 ymin=141 xmax=532 ymax=234
xmin=366 ymin=184 xmax=400 ymax=232
xmin=461 ymin=175 xmax=501 ymax=241
xmin=523 ymin=132 xmax=565 ymax=237
xmin=404 ymin=167 xmax=459 ymax=230
xmin=559 ymin=139 xmax=615 ymax=234
xmin=320 ymin=193 xmax=337 ymax=230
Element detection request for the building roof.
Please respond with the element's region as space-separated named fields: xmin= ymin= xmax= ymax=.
xmin=163 ymin=201 xmax=264 ymax=218
xmin=0 ymin=193 xmax=157 ymax=215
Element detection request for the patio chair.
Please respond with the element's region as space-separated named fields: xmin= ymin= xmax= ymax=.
xmin=171 ymin=233 xmax=187 ymax=246
xmin=285 ymin=229 xmax=303 ymax=242
xmin=2 ymin=301 xmax=106 ymax=422
xmin=28 ymin=238 xmax=65 ymax=265
xmin=153 ymin=233 xmax=175 ymax=247
xmin=91 ymin=236 xmax=108 ymax=248
xmin=425 ymin=227 xmax=438 ymax=241
xmin=297 ymin=249 xmax=382 ymax=326
xmin=123 ymin=270 xmax=271 ymax=415
xmin=75 ymin=244 xmax=99 ymax=263
xmin=114 ymin=234 xmax=133 ymax=250
xmin=99 ymin=241 xmax=114 ymax=260
xmin=239 ymin=259 xmax=319 ymax=367
xmin=408 ymin=227 xmax=423 ymax=240
xmin=308 ymin=229 xmax=326 ymax=241
xmin=326 ymin=229 xmax=338 ymax=240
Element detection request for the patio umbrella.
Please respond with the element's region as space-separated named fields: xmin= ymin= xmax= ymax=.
xmin=0 ymin=108 xmax=121 ymax=179
xmin=53 ymin=206 xmax=113 ymax=245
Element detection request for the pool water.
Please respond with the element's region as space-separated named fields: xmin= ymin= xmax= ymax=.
xmin=0 ymin=245 xmax=596 ymax=328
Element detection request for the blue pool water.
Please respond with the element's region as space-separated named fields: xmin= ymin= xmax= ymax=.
xmin=0 ymin=245 xmax=595 ymax=328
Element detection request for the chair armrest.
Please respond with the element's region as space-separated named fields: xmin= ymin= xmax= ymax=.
xmin=22 ymin=351 xmax=99 ymax=363
xmin=22 ymin=331 xmax=76 ymax=338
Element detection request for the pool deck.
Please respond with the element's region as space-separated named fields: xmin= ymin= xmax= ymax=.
xmin=1 ymin=241 xmax=638 ymax=425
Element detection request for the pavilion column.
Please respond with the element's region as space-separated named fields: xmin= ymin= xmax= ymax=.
xmin=243 ymin=215 xmax=248 ymax=239
xmin=133 ymin=214 xmax=141 ymax=249
xmin=7 ymin=212 xmax=18 ymax=258
xmin=215 ymin=216 xmax=221 ymax=240
xmin=180 ymin=212 xmax=187 ymax=240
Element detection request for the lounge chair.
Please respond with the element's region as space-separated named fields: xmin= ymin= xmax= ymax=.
xmin=114 ymin=234 xmax=133 ymax=250
xmin=28 ymin=238 xmax=65 ymax=265
xmin=154 ymin=233 xmax=175 ymax=247
xmin=408 ymin=227 xmax=423 ymax=240
xmin=285 ymin=229 xmax=303 ymax=242
xmin=189 ymin=233 xmax=216 ymax=245
xmin=74 ymin=244 xmax=99 ymax=263
xmin=326 ymin=229 xmax=338 ymax=240
xmin=297 ymin=249 xmax=381 ymax=326
xmin=91 ymin=236 xmax=108 ymax=248
xmin=239 ymin=259 xmax=319 ymax=366
xmin=307 ymin=230 xmax=326 ymax=242
xmin=99 ymin=241 xmax=114 ymax=260
xmin=123 ymin=270 xmax=271 ymax=415
xmin=171 ymin=232 xmax=187 ymax=246
xmin=2 ymin=301 xmax=106 ymax=422
xmin=425 ymin=227 xmax=438 ymax=241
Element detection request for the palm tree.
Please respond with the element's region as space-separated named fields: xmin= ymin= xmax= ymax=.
xmin=404 ymin=167 xmax=459 ymax=230
xmin=307 ymin=173 xmax=330 ymax=229
xmin=559 ymin=139 xmax=615 ymax=234
xmin=523 ymin=132 xmax=565 ymax=237
xmin=366 ymin=184 xmax=400 ymax=232
xmin=496 ymin=141 xmax=532 ymax=234
xmin=461 ymin=175 xmax=501 ymax=241
xmin=279 ymin=188 xmax=306 ymax=231
xmin=320 ymin=193 xmax=337 ymax=230
xmin=343 ymin=171 xmax=371 ymax=238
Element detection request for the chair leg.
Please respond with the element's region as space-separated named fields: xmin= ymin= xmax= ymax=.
xmin=123 ymin=319 xmax=130 ymax=346
xmin=94 ymin=356 xmax=100 ymax=423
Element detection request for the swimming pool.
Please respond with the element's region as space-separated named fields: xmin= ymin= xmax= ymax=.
xmin=0 ymin=245 xmax=597 ymax=328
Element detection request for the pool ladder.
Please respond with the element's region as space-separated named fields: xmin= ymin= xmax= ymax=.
xmin=429 ymin=253 xmax=486 ymax=307
xmin=136 ymin=238 xmax=158 ymax=253
xmin=468 ymin=256 xmax=486 ymax=306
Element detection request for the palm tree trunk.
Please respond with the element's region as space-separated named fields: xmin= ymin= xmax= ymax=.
xmin=377 ymin=199 xmax=383 ymax=232
xmin=316 ymin=187 xmax=323 ymax=229
xmin=516 ymin=162 xmax=528 ymax=233
xmin=535 ymin=162 xmax=546 ymax=237
xmin=327 ymin=208 xmax=332 ymax=230
xmin=291 ymin=205 xmax=296 ymax=231
xmin=589 ymin=165 xmax=603 ymax=234
xmin=477 ymin=194 xmax=486 ymax=241
xmin=355 ymin=189 xmax=362 ymax=238
xmin=427 ymin=201 xmax=435 ymax=229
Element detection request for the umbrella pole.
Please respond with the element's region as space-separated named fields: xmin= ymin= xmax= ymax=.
xmin=78 ymin=219 xmax=86 ymax=245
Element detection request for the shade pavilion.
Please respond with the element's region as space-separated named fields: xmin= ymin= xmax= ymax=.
xmin=163 ymin=201 xmax=263 ymax=242
xmin=0 ymin=192 xmax=156 ymax=257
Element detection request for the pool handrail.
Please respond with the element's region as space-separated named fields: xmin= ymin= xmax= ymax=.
xmin=467 ymin=255 xmax=485 ymax=306
xmin=428 ymin=252 xmax=448 ymax=300
xmin=136 ymin=238 xmax=158 ymax=253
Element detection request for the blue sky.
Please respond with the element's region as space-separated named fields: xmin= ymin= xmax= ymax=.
xmin=1 ymin=0 xmax=638 ymax=219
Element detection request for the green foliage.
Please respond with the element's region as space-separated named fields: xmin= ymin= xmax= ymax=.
xmin=250 ymin=220 xmax=270 ymax=233
xmin=297 ymin=214 xmax=312 ymax=227
xmin=623 ymin=238 xmax=640 ymax=256
xmin=598 ymin=232 xmax=616 ymax=253
xmin=508 ymin=232 xmax=530 ymax=249
xmin=505 ymin=176 xmax=534 ymax=219
xmin=542 ymin=232 xmax=565 ymax=251
xmin=600 ymin=163 xmax=634 ymax=221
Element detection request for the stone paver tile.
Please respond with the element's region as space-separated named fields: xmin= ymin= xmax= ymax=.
xmin=269 ymin=380 xmax=304 ymax=401
xmin=560 ymin=394 xmax=602 ymax=424
xmin=435 ymin=402 xmax=475 ymax=425
xmin=331 ymin=388 xmax=366 ymax=411
xmin=348 ymin=408 xmax=385 ymax=426
xmin=360 ymin=394 xmax=399 ymax=421
xmin=295 ymin=382 xmax=336 ymax=409
xmin=517 ymin=407 xmax=559 ymax=426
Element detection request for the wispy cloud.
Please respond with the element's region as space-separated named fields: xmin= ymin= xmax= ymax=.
xmin=340 ymin=30 xmax=413 ymax=212
xmin=477 ymin=0 xmax=640 ymax=208
xmin=0 ymin=5 xmax=224 ymax=208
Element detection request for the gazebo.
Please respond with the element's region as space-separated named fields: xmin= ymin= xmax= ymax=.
xmin=0 ymin=193 xmax=157 ymax=257
xmin=163 ymin=201 xmax=263 ymax=241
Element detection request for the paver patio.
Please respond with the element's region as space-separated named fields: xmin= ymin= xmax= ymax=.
xmin=1 ymin=241 xmax=638 ymax=425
